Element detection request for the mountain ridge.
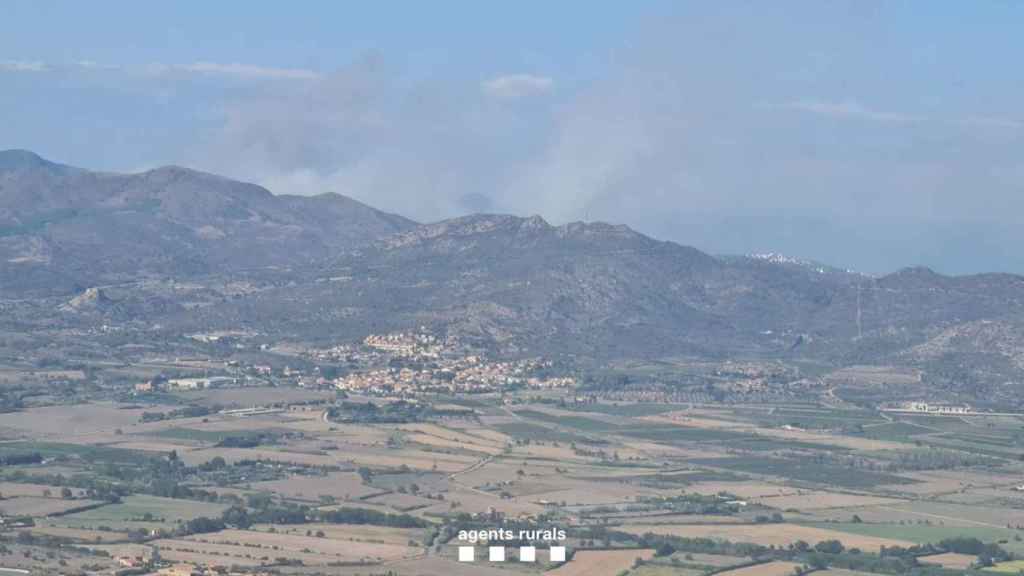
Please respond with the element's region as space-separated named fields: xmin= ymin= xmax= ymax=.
xmin=4 ymin=151 xmax=1024 ymax=401
xmin=0 ymin=150 xmax=417 ymax=293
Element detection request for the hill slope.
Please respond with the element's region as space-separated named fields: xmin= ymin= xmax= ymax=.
xmin=0 ymin=150 xmax=416 ymax=293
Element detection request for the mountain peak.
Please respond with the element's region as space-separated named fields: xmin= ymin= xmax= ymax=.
xmin=894 ymin=266 xmax=941 ymax=276
xmin=556 ymin=220 xmax=640 ymax=240
xmin=143 ymin=164 xmax=233 ymax=183
xmin=0 ymin=149 xmax=78 ymax=175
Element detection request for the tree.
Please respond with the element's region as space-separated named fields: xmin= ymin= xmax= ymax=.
xmin=815 ymin=540 xmax=844 ymax=554
xmin=655 ymin=543 xmax=676 ymax=557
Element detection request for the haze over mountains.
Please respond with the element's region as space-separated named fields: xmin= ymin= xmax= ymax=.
xmin=3 ymin=150 xmax=1024 ymax=398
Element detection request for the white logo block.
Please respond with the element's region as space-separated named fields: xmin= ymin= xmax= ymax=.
xmin=519 ymin=546 xmax=536 ymax=562
xmin=458 ymin=546 xmax=474 ymax=562
xmin=550 ymin=546 xmax=566 ymax=562
xmin=489 ymin=546 xmax=505 ymax=561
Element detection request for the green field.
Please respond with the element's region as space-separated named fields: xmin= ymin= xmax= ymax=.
xmin=565 ymin=403 xmax=683 ymax=417
xmin=630 ymin=564 xmax=705 ymax=576
xmin=744 ymin=407 xmax=887 ymax=430
xmin=515 ymin=409 xmax=622 ymax=432
xmin=59 ymin=494 xmax=229 ymax=527
xmin=860 ymin=422 xmax=935 ymax=440
xmin=618 ymin=426 xmax=759 ymax=443
xmin=986 ymin=560 xmax=1024 ymax=574
xmin=688 ymin=456 xmax=917 ymax=489
xmin=148 ymin=427 xmax=281 ymax=443
xmin=804 ymin=522 xmax=1018 ymax=546
xmin=493 ymin=421 xmax=601 ymax=444
xmin=0 ymin=441 xmax=151 ymax=463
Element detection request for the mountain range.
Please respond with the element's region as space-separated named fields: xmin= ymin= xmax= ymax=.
xmin=3 ymin=149 xmax=1024 ymax=400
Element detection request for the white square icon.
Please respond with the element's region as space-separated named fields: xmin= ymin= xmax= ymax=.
xmin=550 ymin=546 xmax=566 ymax=562
xmin=489 ymin=546 xmax=505 ymax=561
xmin=519 ymin=546 xmax=536 ymax=562
xmin=458 ymin=546 xmax=474 ymax=562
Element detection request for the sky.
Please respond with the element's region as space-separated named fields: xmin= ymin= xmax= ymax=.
xmin=2 ymin=1 xmax=1024 ymax=275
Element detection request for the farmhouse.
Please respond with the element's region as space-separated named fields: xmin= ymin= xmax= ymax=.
xmin=158 ymin=564 xmax=200 ymax=576
xmin=167 ymin=376 xmax=236 ymax=390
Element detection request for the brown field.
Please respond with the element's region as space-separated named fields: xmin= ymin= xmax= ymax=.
xmin=248 ymin=472 xmax=383 ymax=501
xmin=717 ymin=561 xmax=802 ymax=576
xmin=399 ymin=423 xmax=506 ymax=447
xmin=526 ymin=482 xmax=670 ymax=506
xmin=338 ymin=445 xmax=479 ymax=472
xmin=0 ymin=543 xmax=119 ymax=574
xmin=88 ymin=543 xmax=153 ymax=559
xmin=177 ymin=386 xmax=333 ymax=406
xmin=452 ymin=427 xmax=513 ymax=446
xmin=406 ymin=432 xmax=505 ymax=455
xmin=141 ymin=413 xmax=297 ymax=433
xmin=517 ymin=443 xmax=600 ymax=461
xmin=148 ymin=540 xmax=261 ymax=567
xmin=0 ymin=482 xmax=87 ymax=499
xmin=177 ymin=446 xmax=336 ymax=467
xmin=0 ymin=402 xmax=162 ymax=437
xmin=251 ymin=523 xmax=424 ymax=546
xmin=645 ymin=413 xmax=908 ymax=452
xmin=31 ymin=525 xmax=134 ymax=542
xmin=608 ymin=514 xmax=748 ymax=525
xmin=825 ymin=366 xmax=922 ymax=386
xmin=317 ymin=501 xmax=398 ymax=515
xmin=618 ymin=523 xmax=913 ymax=551
xmin=918 ymin=552 xmax=978 ymax=569
xmin=546 ymin=549 xmax=655 ymax=576
xmin=455 ymin=459 xmax=562 ymax=487
xmin=679 ymin=553 xmax=753 ymax=567
xmin=645 ymin=414 xmax=756 ymax=430
xmin=365 ymin=491 xmax=435 ymax=511
xmin=685 ymin=482 xmax=797 ymax=499
xmin=422 ymin=487 xmax=543 ymax=516
xmin=109 ymin=440 xmax=205 ymax=452
xmin=0 ymin=497 xmax=103 ymax=517
xmin=882 ymin=469 xmax=1024 ymax=496
xmin=169 ymin=527 xmax=420 ymax=565
xmin=384 ymin=556 xmax=510 ymax=576
xmin=818 ymin=570 xmax=878 ymax=576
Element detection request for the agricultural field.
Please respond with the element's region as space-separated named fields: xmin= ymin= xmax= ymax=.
xmin=547 ymin=549 xmax=655 ymax=576
xmin=986 ymin=560 xmax=1024 ymax=573
xmin=801 ymin=521 xmax=1020 ymax=547
xmin=716 ymin=561 xmax=803 ymax=576
xmin=247 ymin=471 xmax=385 ymax=502
xmin=158 ymin=527 xmax=423 ymax=566
xmin=57 ymin=495 xmax=231 ymax=530
xmin=0 ymin=389 xmax=1021 ymax=576
xmin=618 ymin=523 xmax=914 ymax=551
xmin=0 ymin=496 xmax=101 ymax=517
xmin=918 ymin=552 xmax=979 ymax=569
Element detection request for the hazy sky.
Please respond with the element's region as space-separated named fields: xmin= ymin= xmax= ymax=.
xmin=2 ymin=1 xmax=1023 ymax=275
